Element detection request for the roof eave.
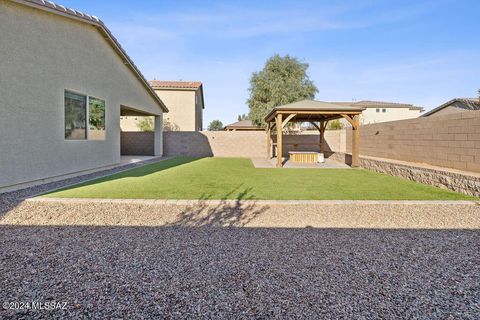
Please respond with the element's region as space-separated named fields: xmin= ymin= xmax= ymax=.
xmin=264 ymin=108 xmax=365 ymax=122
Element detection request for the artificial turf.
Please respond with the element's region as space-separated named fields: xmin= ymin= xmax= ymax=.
xmin=42 ymin=157 xmax=475 ymax=200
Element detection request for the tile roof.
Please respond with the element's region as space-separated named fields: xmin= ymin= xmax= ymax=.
xmin=224 ymin=120 xmax=256 ymax=128
xmin=272 ymin=100 xmax=365 ymax=112
xmin=265 ymin=100 xmax=365 ymax=122
xmin=13 ymin=0 xmax=168 ymax=112
xmin=19 ymin=0 xmax=101 ymax=22
xmin=149 ymin=80 xmax=203 ymax=90
xmin=421 ymin=98 xmax=480 ymax=117
xmin=331 ymin=100 xmax=424 ymax=111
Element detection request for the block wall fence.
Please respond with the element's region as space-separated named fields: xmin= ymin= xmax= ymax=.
xmin=163 ymin=131 xmax=345 ymax=158
xmin=346 ymin=110 xmax=480 ymax=173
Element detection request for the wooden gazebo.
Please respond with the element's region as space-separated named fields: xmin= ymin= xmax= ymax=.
xmin=264 ymin=100 xmax=365 ymax=167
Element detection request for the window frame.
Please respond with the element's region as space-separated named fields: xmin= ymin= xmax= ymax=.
xmin=64 ymin=90 xmax=106 ymax=141
xmin=88 ymin=95 xmax=106 ymax=140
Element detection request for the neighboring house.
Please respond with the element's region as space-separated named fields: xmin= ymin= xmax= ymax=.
xmin=0 ymin=0 xmax=168 ymax=191
xmin=121 ymin=81 xmax=205 ymax=131
xmin=331 ymin=100 xmax=424 ymax=124
xmin=421 ymin=98 xmax=480 ymax=117
xmin=224 ymin=120 xmax=263 ymax=131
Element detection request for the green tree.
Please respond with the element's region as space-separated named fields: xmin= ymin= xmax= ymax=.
xmin=326 ymin=119 xmax=344 ymax=130
xmin=137 ymin=117 xmax=154 ymax=132
xmin=247 ymin=54 xmax=318 ymax=127
xmin=163 ymin=118 xmax=180 ymax=131
xmin=237 ymin=114 xmax=249 ymax=121
xmin=208 ymin=120 xmax=224 ymax=131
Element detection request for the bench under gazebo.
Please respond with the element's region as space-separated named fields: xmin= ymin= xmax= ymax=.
xmin=264 ymin=100 xmax=365 ymax=167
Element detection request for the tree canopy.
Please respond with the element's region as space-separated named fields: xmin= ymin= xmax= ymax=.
xmin=247 ymin=54 xmax=318 ymax=127
xmin=237 ymin=114 xmax=249 ymax=121
xmin=208 ymin=120 xmax=224 ymax=131
xmin=137 ymin=117 xmax=154 ymax=132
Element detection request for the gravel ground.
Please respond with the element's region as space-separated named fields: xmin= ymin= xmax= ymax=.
xmin=0 ymin=157 xmax=168 ymax=216
xmin=1 ymin=199 xmax=480 ymax=318
xmin=0 ymin=226 xmax=479 ymax=319
xmin=1 ymin=199 xmax=480 ymax=229
xmin=1 ymin=158 xmax=479 ymax=319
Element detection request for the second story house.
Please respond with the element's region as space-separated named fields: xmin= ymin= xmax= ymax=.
xmin=331 ymin=100 xmax=424 ymax=125
xmin=151 ymin=80 xmax=204 ymax=131
xmin=121 ymin=80 xmax=204 ymax=131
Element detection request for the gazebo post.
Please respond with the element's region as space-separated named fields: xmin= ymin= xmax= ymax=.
xmin=351 ymin=115 xmax=360 ymax=167
xmin=276 ymin=113 xmax=283 ymax=167
xmin=319 ymin=121 xmax=326 ymax=154
xmin=266 ymin=122 xmax=271 ymax=158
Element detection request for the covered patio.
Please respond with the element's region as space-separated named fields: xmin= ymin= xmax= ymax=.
xmin=120 ymin=105 xmax=162 ymax=157
xmin=264 ymin=100 xmax=365 ymax=167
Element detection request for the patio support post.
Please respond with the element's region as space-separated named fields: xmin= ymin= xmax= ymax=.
xmin=266 ymin=122 xmax=272 ymax=159
xmin=351 ymin=115 xmax=360 ymax=167
xmin=276 ymin=113 xmax=283 ymax=167
xmin=319 ymin=121 xmax=326 ymax=154
xmin=154 ymin=115 xmax=163 ymax=156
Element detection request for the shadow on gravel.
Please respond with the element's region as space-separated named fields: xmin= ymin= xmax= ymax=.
xmin=166 ymin=185 xmax=269 ymax=227
xmin=0 ymin=226 xmax=478 ymax=318
xmin=0 ymin=196 xmax=23 ymax=220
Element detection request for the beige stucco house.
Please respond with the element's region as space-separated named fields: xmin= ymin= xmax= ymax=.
xmin=331 ymin=100 xmax=424 ymax=125
xmin=0 ymin=0 xmax=168 ymax=191
xmin=421 ymin=98 xmax=480 ymax=117
xmin=121 ymin=81 xmax=204 ymax=131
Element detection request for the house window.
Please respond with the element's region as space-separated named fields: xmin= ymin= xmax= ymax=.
xmin=65 ymin=91 xmax=87 ymax=140
xmin=382 ymin=108 xmax=386 ymax=113
xmin=88 ymin=96 xmax=106 ymax=140
xmin=376 ymin=108 xmax=380 ymax=113
xmin=65 ymin=91 xmax=106 ymax=140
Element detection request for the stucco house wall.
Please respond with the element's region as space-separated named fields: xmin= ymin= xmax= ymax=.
xmin=0 ymin=1 xmax=164 ymax=190
xmin=360 ymin=107 xmax=422 ymax=124
xmin=154 ymin=90 xmax=195 ymax=131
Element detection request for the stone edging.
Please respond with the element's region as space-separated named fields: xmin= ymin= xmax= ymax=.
xmin=26 ymin=198 xmax=480 ymax=206
xmin=327 ymin=152 xmax=480 ymax=197
xmin=359 ymin=157 xmax=480 ymax=197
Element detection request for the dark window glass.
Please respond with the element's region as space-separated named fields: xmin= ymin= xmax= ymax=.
xmin=65 ymin=91 xmax=86 ymax=139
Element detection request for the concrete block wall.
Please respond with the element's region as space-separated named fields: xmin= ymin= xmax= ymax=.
xmin=163 ymin=131 xmax=345 ymax=158
xmin=346 ymin=110 xmax=480 ymax=173
xmin=120 ymin=132 xmax=154 ymax=156
xmin=164 ymin=131 xmax=266 ymax=157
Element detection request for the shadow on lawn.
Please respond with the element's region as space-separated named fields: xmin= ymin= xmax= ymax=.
xmin=167 ymin=185 xmax=270 ymax=227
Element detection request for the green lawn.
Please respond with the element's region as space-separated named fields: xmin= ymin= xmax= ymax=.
xmin=42 ymin=157 xmax=475 ymax=200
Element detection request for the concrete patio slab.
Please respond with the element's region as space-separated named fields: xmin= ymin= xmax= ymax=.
xmin=251 ymin=157 xmax=350 ymax=168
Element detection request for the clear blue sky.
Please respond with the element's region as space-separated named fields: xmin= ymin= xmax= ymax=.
xmin=60 ymin=0 xmax=479 ymax=126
